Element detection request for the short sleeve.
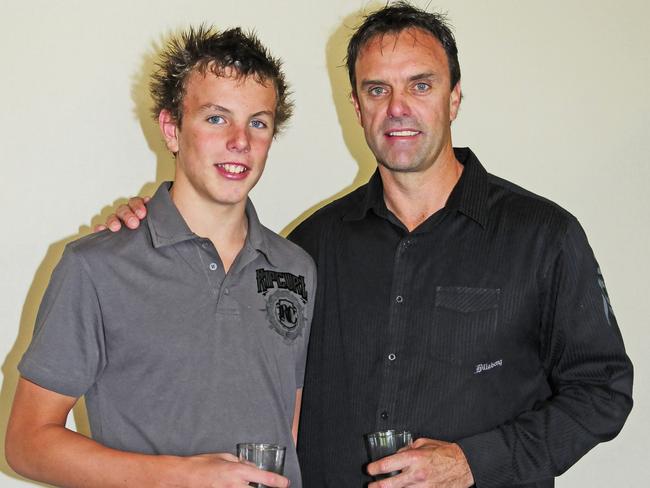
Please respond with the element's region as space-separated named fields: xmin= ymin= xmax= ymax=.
xmin=19 ymin=245 xmax=107 ymax=398
xmin=293 ymin=256 xmax=316 ymax=389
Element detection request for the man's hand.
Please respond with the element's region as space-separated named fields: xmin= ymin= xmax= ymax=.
xmin=94 ymin=196 xmax=150 ymax=232
xmin=175 ymin=452 xmax=290 ymax=487
xmin=367 ymin=438 xmax=474 ymax=488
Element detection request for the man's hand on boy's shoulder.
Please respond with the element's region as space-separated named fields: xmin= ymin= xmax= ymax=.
xmin=94 ymin=196 xmax=150 ymax=233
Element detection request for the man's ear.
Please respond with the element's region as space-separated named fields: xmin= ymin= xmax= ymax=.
xmin=449 ymin=81 xmax=462 ymax=122
xmin=350 ymin=91 xmax=364 ymax=127
xmin=158 ymin=109 xmax=179 ymax=153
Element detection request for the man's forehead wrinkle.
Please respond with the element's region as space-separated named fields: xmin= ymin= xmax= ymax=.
xmin=367 ymin=29 xmax=435 ymax=59
xmin=404 ymin=29 xmax=421 ymax=48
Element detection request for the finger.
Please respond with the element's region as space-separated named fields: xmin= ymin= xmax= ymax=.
xmin=367 ymin=451 xmax=410 ymax=477
xmin=238 ymin=458 xmax=256 ymax=468
xmin=93 ymin=224 xmax=107 ymax=233
xmin=218 ymin=452 xmax=239 ymax=462
xmin=397 ymin=443 xmax=415 ymax=453
xmin=411 ymin=437 xmax=440 ymax=449
xmin=115 ymin=204 xmax=140 ymax=229
xmin=105 ymin=214 xmax=122 ymax=232
xmin=128 ymin=197 xmax=148 ymax=219
xmin=245 ymin=467 xmax=290 ymax=488
xmin=143 ymin=196 xmax=151 ymax=204
xmin=368 ymin=470 xmax=410 ymax=488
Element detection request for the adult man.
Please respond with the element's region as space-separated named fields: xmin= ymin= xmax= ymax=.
xmin=102 ymin=3 xmax=633 ymax=487
xmin=6 ymin=27 xmax=315 ymax=488
xmin=290 ymin=4 xmax=632 ymax=487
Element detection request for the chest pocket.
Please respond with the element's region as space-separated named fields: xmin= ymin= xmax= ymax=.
xmin=429 ymin=286 xmax=500 ymax=365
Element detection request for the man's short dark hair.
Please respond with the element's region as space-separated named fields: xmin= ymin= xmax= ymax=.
xmin=346 ymin=1 xmax=460 ymax=95
xmin=150 ymin=25 xmax=293 ymax=135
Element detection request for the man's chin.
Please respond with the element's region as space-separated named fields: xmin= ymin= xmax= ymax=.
xmin=377 ymin=159 xmax=421 ymax=173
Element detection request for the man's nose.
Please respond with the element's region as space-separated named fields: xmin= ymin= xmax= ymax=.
xmin=386 ymin=91 xmax=411 ymax=118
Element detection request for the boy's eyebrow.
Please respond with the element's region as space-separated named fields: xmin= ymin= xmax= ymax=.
xmin=199 ymin=103 xmax=231 ymax=113
xmin=199 ymin=104 xmax=274 ymax=119
xmin=251 ymin=110 xmax=275 ymax=119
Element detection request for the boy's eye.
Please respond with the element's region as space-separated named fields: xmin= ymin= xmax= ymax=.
xmin=250 ymin=119 xmax=268 ymax=129
xmin=207 ymin=115 xmax=224 ymax=124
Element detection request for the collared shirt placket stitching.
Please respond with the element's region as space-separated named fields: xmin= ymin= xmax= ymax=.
xmin=193 ymin=239 xmax=227 ymax=304
xmin=375 ymin=233 xmax=415 ymax=430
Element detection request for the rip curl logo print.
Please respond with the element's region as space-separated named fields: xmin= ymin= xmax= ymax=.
xmin=256 ymin=268 xmax=308 ymax=343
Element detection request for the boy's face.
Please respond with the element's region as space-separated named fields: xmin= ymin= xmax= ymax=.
xmin=160 ymin=68 xmax=277 ymax=210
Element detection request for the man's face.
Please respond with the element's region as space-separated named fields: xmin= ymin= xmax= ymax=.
xmin=160 ymin=68 xmax=277 ymax=209
xmin=352 ymin=28 xmax=461 ymax=174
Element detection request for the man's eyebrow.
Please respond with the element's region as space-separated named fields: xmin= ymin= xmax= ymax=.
xmin=408 ymin=72 xmax=439 ymax=82
xmin=360 ymin=79 xmax=388 ymax=88
xmin=360 ymin=72 xmax=440 ymax=87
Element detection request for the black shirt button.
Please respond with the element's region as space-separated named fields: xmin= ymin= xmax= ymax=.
xmin=396 ymin=295 xmax=403 ymax=303
xmin=380 ymin=411 xmax=389 ymax=420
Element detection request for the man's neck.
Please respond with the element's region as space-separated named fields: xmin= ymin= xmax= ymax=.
xmin=379 ymin=148 xmax=463 ymax=232
xmin=170 ymin=184 xmax=248 ymax=273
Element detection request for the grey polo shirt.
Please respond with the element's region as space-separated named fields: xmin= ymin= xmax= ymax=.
xmin=19 ymin=182 xmax=315 ymax=487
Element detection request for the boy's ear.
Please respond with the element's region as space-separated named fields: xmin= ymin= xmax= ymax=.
xmin=159 ymin=110 xmax=179 ymax=153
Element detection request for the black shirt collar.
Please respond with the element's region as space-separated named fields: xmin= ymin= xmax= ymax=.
xmin=342 ymin=147 xmax=489 ymax=228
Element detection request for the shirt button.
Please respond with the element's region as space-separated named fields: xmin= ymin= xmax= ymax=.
xmin=388 ymin=353 xmax=396 ymax=361
xmin=201 ymin=241 xmax=209 ymax=249
xmin=396 ymin=295 xmax=403 ymax=303
xmin=380 ymin=411 xmax=389 ymax=420
xmin=209 ymin=262 xmax=218 ymax=271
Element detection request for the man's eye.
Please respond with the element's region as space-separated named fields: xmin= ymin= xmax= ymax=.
xmin=414 ymin=82 xmax=430 ymax=92
xmin=250 ymin=119 xmax=268 ymax=129
xmin=207 ymin=115 xmax=224 ymax=124
xmin=369 ymin=86 xmax=386 ymax=96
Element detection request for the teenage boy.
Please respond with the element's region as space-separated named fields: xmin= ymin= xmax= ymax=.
xmin=6 ymin=26 xmax=314 ymax=488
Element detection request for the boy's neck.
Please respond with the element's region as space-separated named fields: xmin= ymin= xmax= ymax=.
xmin=170 ymin=183 xmax=249 ymax=273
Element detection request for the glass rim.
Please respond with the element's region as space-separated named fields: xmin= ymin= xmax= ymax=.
xmin=236 ymin=442 xmax=286 ymax=451
xmin=364 ymin=429 xmax=412 ymax=439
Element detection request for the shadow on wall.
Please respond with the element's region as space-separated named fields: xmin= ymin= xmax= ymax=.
xmin=131 ymin=33 xmax=177 ymax=196
xmin=0 ymin=34 xmax=173 ymax=484
xmin=0 ymin=234 xmax=92 ymax=486
xmin=281 ymin=5 xmax=379 ymax=237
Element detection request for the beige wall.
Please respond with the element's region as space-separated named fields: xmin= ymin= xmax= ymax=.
xmin=1 ymin=1 xmax=648 ymax=485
